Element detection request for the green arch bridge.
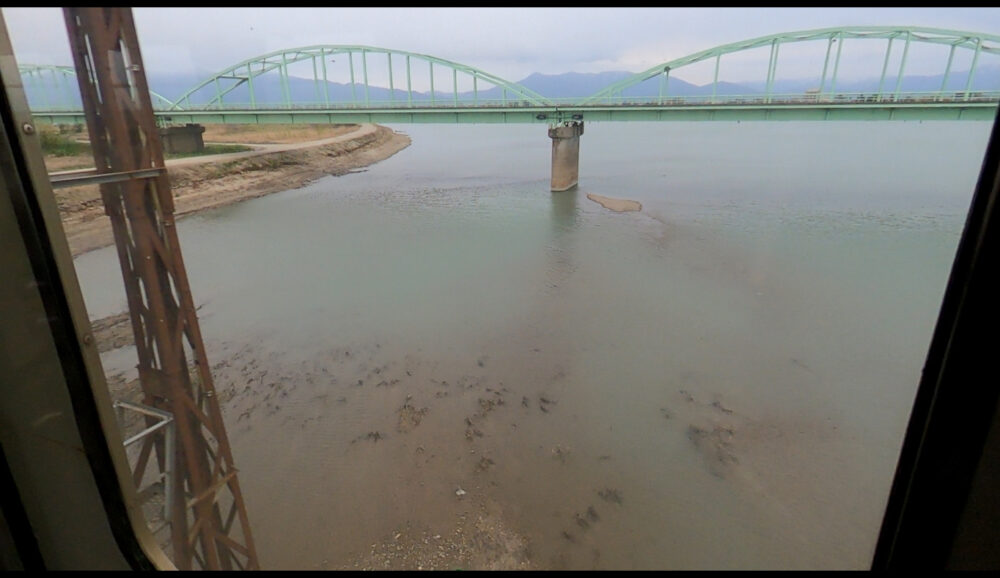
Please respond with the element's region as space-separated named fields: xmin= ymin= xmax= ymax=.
xmin=22 ymin=26 xmax=1000 ymax=125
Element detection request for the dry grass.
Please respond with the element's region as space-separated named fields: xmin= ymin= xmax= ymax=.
xmin=44 ymin=154 xmax=94 ymax=172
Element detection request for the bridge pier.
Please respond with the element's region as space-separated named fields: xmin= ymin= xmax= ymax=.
xmin=159 ymin=123 xmax=205 ymax=154
xmin=549 ymin=121 xmax=583 ymax=192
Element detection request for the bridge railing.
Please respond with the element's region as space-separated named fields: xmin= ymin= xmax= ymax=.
xmin=162 ymin=98 xmax=548 ymax=110
xmin=553 ymin=91 xmax=1000 ymax=107
xmin=24 ymin=91 xmax=1000 ymax=114
xmin=159 ymin=91 xmax=1000 ymax=110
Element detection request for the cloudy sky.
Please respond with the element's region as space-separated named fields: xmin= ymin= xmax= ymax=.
xmin=4 ymin=7 xmax=1000 ymax=87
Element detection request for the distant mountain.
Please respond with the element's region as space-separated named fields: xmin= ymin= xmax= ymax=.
xmin=146 ymin=72 xmax=212 ymax=102
xmin=153 ymin=70 xmax=654 ymax=104
xmin=23 ymin=66 xmax=1000 ymax=109
xmin=144 ymin=69 xmax=788 ymax=106
xmin=510 ymin=71 xmax=758 ymax=99
xmin=519 ymin=68 xmax=1000 ymax=99
xmin=514 ymin=71 xmax=633 ymax=98
xmin=745 ymin=65 xmax=1000 ymax=95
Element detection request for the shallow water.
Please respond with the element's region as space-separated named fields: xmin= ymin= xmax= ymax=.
xmin=75 ymin=120 xmax=992 ymax=569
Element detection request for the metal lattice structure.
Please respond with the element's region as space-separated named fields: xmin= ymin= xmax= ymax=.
xmin=584 ymin=26 xmax=1000 ymax=104
xmin=62 ymin=7 xmax=258 ymax=570
xmin=168 ymin=45 xmax=551 ymax=109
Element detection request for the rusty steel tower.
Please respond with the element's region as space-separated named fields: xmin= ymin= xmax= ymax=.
xmin=62 ymin=7 xmax=258 ymax=570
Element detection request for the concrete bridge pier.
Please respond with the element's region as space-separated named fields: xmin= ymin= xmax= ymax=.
xmin=549 ymin=121 xmax=584 ymax=192
xmin=159 ymin=123 xmax=205 ymax=154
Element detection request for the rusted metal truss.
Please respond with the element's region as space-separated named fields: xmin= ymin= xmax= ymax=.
xmin=62 ymin=7 xmax=258 ymax=570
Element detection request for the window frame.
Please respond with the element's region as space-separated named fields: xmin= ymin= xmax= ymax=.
xmin=1 ymin=8 xmax=999 ymax=570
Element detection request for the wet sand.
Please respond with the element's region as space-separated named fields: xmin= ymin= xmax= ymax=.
xmin=97 ymin=303 xmax=854 ymax=570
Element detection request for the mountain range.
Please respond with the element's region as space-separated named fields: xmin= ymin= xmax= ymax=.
xmin=25 ymin=66 xmax=1000 ymax=108
xmin=150 ymin=65 xmax=1000 ymax=105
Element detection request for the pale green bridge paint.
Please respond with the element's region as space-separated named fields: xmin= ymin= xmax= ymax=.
xmin=21 ymin=27 xmax=1000 ymax=124
xmin=17 ymin=64 xmax=176 ymax=111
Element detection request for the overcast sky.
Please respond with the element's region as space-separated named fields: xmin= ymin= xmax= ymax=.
xmin=4 ymin=7 xmax=1000 ymax=87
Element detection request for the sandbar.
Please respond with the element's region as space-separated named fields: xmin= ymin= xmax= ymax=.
xmin=586 ymin=193 xmax=642 ymax=212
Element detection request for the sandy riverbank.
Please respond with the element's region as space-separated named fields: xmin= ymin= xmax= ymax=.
xmin=47 ymin=123 xmax=411 ymax=257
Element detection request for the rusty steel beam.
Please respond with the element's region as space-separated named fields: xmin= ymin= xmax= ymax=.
xmin=62 ymin=7 xmax=258 ymax=571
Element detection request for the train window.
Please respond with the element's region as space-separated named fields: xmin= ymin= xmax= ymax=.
xmin=2 ymin=7 xmax=1000 ymax=571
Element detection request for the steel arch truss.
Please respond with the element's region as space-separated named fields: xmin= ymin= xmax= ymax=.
xmin=19 ymin=63 xmax=176 ymax=111
xmin=583 ymin=26 xmax=1000 ymax=105
xmin=169 ymin=45 xmax=552 ymax=110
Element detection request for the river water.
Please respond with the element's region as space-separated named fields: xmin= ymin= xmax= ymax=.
xmin=74 ymin=120 xmax=992 ymax=569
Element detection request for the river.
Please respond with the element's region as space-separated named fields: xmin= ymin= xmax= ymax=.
xmin=73 ymin=119 xmax=993 ymax=569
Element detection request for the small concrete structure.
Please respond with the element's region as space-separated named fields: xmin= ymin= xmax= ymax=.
xmin=548 ymin=121 xmax=584 ymax=192
xmin=159 ymin=123 xmax=205 ymax=155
